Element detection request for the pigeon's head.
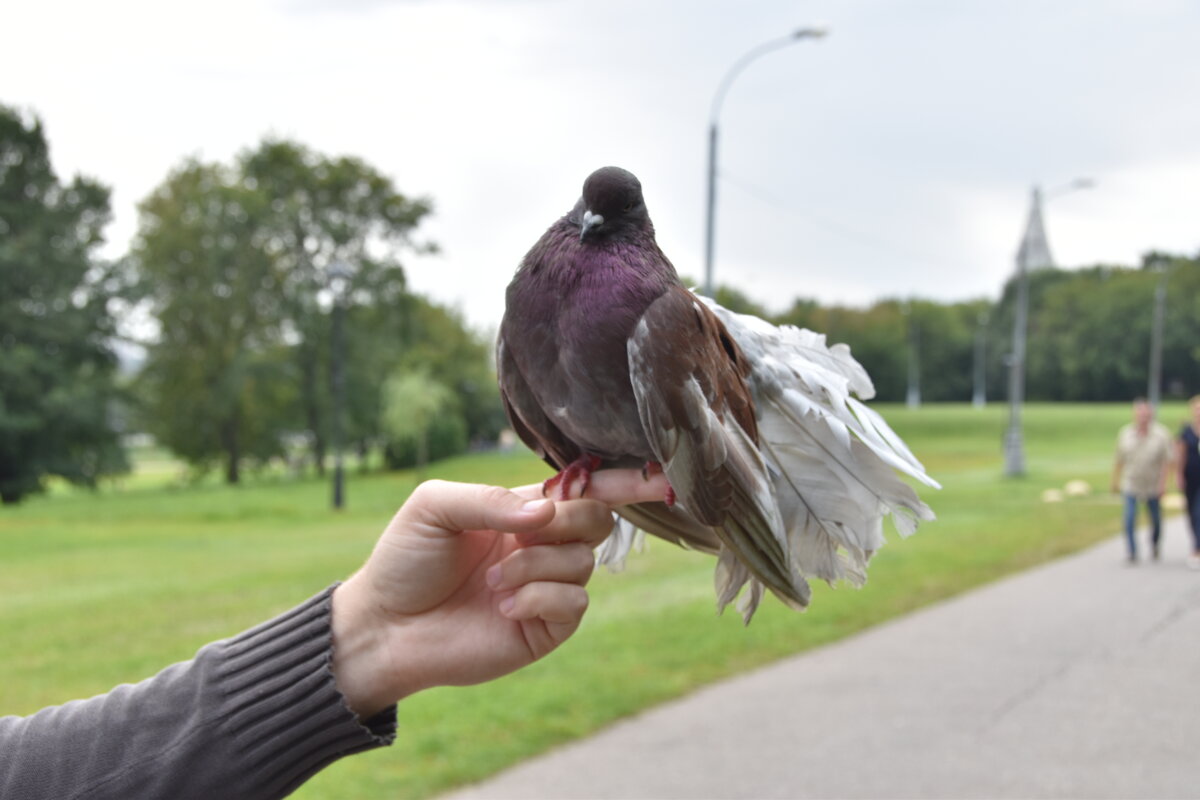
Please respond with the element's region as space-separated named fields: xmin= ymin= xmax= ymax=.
xmin=577 ymin=166 xmax=649 ymax=242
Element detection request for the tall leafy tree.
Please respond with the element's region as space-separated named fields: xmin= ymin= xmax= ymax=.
xmin=380 ymin=367 xmax=456 ymax=479
xmin=130 ymin=140 xmax=500 ymax=480
xmin=907 ymin=299 xmax=986 ymax=403
xmin=395 ymin=296 xmax=505 ymax=446
xmin=133 ymin=160 xmax=290 ymax=483
xmin=0 ymin=105 xmax=127 ymax=503
xmin=238 ymin=140 xmax=433 ymax=474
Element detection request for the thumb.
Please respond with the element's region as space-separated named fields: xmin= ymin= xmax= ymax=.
xmin=400 ymin=480 xmax=556 ymax=538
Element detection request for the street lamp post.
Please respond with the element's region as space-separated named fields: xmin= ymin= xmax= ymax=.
xmin=703 ymin=27 xmax=827 ymax=298
xmin=905 ymin=301 xmax=921 ymax=409
xmin=1004 ymin=179 xmax=1092 ymax=477
xmin=1147 ymin=256 xmax=1168 ymax=409
xmin=328 ymin=261 xmax=352 ymax=510
xmin=973 ymin=311 xmax=989 ymax=409
xmin=1004 ymin=210 xmax=1033 ymax=477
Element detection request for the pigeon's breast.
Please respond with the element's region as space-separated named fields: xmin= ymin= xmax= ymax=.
xmin=507 ymin=242 xmax=668 ymax=462
xmin=557 ymin=262 xmax=665 ymax=460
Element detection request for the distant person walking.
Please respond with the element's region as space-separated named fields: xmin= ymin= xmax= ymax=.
xmin=1176 ymin=395 xmax=1200 ymax=569
xmin=1111 ymin=397 xmax=1173 ymax=563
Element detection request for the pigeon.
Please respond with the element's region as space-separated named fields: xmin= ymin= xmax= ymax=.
xmin=497 ymin=166 xmax=938 ymax=622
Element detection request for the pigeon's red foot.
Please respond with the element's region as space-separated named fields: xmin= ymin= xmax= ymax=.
xmin=641 ymin=461 xmax=676 ymax=507
xmin=544 ymin=454 xmax=603 ymax=500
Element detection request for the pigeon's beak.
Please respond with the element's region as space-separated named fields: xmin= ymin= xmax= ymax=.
xmin=580 ymin=210 xmax=604 ymax=241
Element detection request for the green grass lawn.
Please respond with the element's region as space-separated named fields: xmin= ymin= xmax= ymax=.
xmin=0 ymin=403 xmax=1186 ymax=798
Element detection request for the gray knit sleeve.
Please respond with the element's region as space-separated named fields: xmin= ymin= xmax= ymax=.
xmin=0 ymin=586 xmax=396 ymax=800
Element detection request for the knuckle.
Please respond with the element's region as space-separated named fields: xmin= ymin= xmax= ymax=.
xmin=411 ymin=479 xmax=445 ymax=503
xmin=568 ymin=586 xmax=590 ymax=616
xmin=505 ymin=546 xmax=534 ymax=576
xmin=480 ymin=484 xmax=513 ymax=506
xmin=517 ymin=582 xmax=548 ymax=611
xmin=570 ymin=545 xmax=596 ymax=578
xmin=585 ymin=501 xmax=615 ymax=530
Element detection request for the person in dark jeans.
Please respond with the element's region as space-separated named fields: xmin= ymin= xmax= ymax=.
xmin=1177 ymin=395 xmax=1200 ymax=569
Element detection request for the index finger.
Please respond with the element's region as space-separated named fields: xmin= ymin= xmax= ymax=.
xmin=512 ymin=467 xmax=670 ymax=507
xmin=514 ymin=499 xmax=616 ymax=549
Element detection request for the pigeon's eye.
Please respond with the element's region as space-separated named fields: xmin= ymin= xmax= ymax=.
xmin=623 ymin=201 xmax=634 ymax=212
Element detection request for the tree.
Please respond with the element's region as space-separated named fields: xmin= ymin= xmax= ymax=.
xmin=238 ymin=140 xmax=433 ymax=475
xmin=907 ymin=299 xmax=986 ymax=403
xmin=775 ymin=298 xmax=909 ymax=401
xmin=0 ymin=105 xmax=127 ymax=503
xmin=772 ymin=294 xmax=988 ymax=403
xmin=1137 ymin=253 xmax=1195 ymax=402
xmin=677 ymin=278 xmax=771 ymax=318
xmin=988 ymin=257 xmax=1200 ymax=402
xmin=381 ymin=368 xmax=459 ymax=479
xmin=131 ymin=139 xmax=502 ymax=480
xmin=393 ymin=295 xmax=505 ymax=448
xmin=132 ymin=160 xmax=291 ymax=483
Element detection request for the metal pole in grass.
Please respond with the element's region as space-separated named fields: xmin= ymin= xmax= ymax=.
xmin=1004 ymin=179 xmax=1092 ymax=477
xmin=1147 ymin=255 xmax=1168 ymax=410
xmin=904 ymin=300 xmax=921 ymax=409
xmin=973 ymin=311 xmax=988 ymax=409
xmin=329 ymin=260 xmax=353 ymax=510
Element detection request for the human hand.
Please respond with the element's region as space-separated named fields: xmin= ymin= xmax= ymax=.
xmin=330 ymin=470 xmax=669 ymax=719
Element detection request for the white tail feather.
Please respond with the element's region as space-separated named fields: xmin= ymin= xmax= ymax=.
xmin=609 ymin=294 xmax=939 ymax=621
xmin=699 ymin=296 xmax=938 ymax=595
xmin=596 ymin=515 xmax=644 ymax=571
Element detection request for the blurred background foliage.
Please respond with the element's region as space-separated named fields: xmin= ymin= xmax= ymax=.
xmin=3 ymin=102 xmax=1200 ymax=504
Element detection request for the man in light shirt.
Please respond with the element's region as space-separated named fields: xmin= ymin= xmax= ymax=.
xmin=1112 ymin=397 xmax=1174 ymax=563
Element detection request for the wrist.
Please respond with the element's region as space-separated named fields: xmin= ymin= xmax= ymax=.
xmin=331 ymin=576 xmax=401 ymax=720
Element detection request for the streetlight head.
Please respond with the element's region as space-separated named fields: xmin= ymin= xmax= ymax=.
xmin=1043 ymin=177 xmax=1096 ymax=201
xmin=792 ymin=26 xmax=829 ymax=40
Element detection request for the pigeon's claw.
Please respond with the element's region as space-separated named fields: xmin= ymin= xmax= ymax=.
xmin=544 ymin=454 xmax=603 ymax=500
xmin=641 ymin=461 xmax=676 ymax=507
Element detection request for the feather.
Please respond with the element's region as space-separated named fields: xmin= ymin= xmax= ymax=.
xmin=596 ymin=515 xmax=644 ymax=571
xmin=499 ymin=166 xmax=937 ymax=623
xmin=699 ymin=295 xmax=938 ymax=591
xmin=627 ymin=295 xmax=810 ymax=613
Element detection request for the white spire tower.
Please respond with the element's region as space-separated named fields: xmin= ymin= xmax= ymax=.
xmin=1004 ymin=180 xmax=1092 ymax=477
xmin=1017 ymin=188 xmax=1055 ymax=272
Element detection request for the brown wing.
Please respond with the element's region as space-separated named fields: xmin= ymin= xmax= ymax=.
xmin=625 ymin=284 xmax=807 ymax=610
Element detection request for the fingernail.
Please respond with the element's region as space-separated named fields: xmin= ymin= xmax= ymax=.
xmin=521 ymin=498 xmax=551 ymax=514
xmin=486 ymin=564 xmax=502 ymax=589
xmin=498 ymin=596 xmax=516 ymax=615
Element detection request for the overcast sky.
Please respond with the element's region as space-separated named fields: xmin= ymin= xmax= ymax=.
xmin=6 ymin=0 xmax=1200 ymax=332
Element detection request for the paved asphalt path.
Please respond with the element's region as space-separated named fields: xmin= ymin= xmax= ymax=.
xmin=441 ymin=516 xmax=1200 ymax=799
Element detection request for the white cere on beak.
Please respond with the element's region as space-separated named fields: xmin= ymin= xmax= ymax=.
xmin=580 ymin=209 xmax=605 ymax=240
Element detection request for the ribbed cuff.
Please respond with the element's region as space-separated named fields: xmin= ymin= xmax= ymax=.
xmin=214 ymin=585 xmax=397 ymax=798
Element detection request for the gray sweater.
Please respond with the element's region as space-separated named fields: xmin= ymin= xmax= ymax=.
xmin=0 ymin=586 xmax=397 ymax=799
